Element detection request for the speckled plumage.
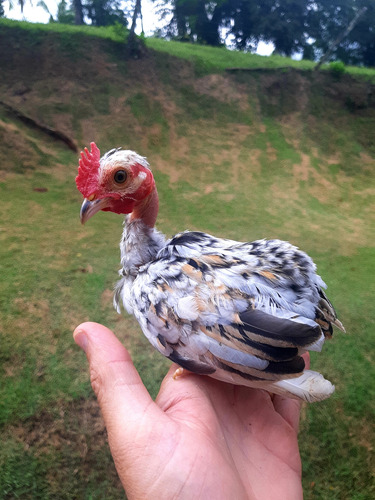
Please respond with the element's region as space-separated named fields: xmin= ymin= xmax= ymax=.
xmin=114 ymin=225 xmax=344 ymax=402
xmin=77 ymin=144 xmax=345 ymax=403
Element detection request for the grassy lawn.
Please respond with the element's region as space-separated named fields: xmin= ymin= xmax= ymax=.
xmin=2 ymin=17 xmax=375 ymax=79
xmin=0 ymin=19 xmax=374 ymax=499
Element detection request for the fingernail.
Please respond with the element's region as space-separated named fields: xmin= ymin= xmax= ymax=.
xmin=73 ymin=329 xmax=89 ymax=353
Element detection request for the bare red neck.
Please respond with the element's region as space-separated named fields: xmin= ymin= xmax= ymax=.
xmin=130 ymin=185 xmax=159 ymax=228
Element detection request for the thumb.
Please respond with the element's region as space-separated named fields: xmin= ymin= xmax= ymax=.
xmin=73 ymin=322 xmax=162 ymax=461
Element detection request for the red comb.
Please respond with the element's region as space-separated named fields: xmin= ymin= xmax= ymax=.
xmin=75 ymin=142 xmax=101 ymax=197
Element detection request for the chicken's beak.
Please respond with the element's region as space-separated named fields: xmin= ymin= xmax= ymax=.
xmin=80 ymin=197 xmax=109 ymax=224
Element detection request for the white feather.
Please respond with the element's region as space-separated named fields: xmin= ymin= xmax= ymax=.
xmin=175 ymin=296 xmax=199 ymax=321
xmin=207 ymin=341 xmax=269 ymax=370
xmin=270 ymin=370 xmax=335 ymax=402
xmin=188 ymin=330 xmax=270 ymax=370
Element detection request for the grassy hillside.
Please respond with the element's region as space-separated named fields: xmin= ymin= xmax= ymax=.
xmin=0 ymin=19 xmax=374 ymax=499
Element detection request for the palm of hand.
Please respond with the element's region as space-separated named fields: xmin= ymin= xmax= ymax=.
xmin=74 ymin=323 xmax=304 ymax=500
xmin=120 ymin=368 xmax=303 ymax=500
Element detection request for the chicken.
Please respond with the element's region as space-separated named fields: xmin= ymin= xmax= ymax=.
xmin=76 ymin=142 xmax=345 ymax=403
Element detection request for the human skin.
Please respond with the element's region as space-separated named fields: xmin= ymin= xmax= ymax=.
xmin=74 ymin=322 xmax=306 ymax=500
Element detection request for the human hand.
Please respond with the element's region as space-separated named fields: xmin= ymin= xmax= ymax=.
xmin=74 ymin=322 xmax=306 ymax=500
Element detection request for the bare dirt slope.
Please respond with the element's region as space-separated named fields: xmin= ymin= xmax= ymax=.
xmin=4 ymin=25 xmax=375 ymax=254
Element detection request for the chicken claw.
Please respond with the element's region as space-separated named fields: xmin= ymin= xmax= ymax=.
xmin=172 ymin=367 xmax=185 ymax=380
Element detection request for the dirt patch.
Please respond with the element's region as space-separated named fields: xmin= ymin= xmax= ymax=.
xmin=8 ymin=398 xmax=106 ymax=457
xmin=151 ymin=121 xmax=256 ymax=186
xmin=101 ymin=288 xmax=114 ymax=307
xmin=206 ymin=125 xmax=260 ymax=186
xmin=0 ymin=119 xmax=40 ymax=171
xmin=194 ymin=74 xmax=250 ymax=109
xmin=260 ymin=70 xmax=311 ymax=117
xmin=2 ymin=399 xmax=124 ymax=498
xmin=268 ymin=150 xmax=374 ymax=254
xmin=0 ymin=113 xmax=70 ymax=181
xmin=4 ymin=397 xmax=123 ymax=494
xmin=217 ymin=193 xmax=236 ymax=202
xmin=13 ymin=297 xmax=50 ymax=322
xmin=266 ymin=142 xmax=277 ymax=162
xmin=204 ymin=182 xmax=230 ymax=194
xmin=292 ymin=152 xmax=339 ymax=202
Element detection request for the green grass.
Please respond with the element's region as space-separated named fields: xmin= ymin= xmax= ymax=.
xmin=0 ymin=19 xmax=375 ymax=499
xmin=147 ymin=37 xmax=314 ymax=73
xmin=0 ymin=17 xmax=129 ymax=43
xmin=147 ymin=37 xmax=375 ymax=79
xmin=2 ymin=17 xmax=375 ymax=79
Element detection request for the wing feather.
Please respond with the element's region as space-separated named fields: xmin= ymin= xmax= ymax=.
xmin=238 ymin=308 xmax=322 ymax=348
xmin=202 ymin=324 xmax=299 ymax=362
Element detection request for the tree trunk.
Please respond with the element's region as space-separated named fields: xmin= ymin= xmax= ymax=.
xmin=130 ymin=0 xmax=142 ymax=34
xmin=126 ymin=0 xmax=143 ymax=58
xmin=73 ymin=0 xmax=84 ymax=25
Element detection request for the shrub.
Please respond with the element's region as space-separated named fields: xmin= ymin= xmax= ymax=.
xmin=329 ymin=61 xmax=346 ymax=78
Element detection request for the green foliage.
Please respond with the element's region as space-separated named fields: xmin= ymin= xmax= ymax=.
xmin=157 ymin=0 xmax=375 ymax=66
xmin=85 ymin=0 xmax=128 ymax=27
xmin=56 ymin=0 xmax=75 ymax=24
xmin=329 ymin=60 xmax=346 ymax=79
xmin=38 ymin=0 xmax=128 ymax=27
xmin=37 ymin=0 xmax=75 ymax=24
xmin=108 ymin=20 xmax=128 ymax=39
xmin=307 ymin=1 xmax=375 ymax=67
xmin=0 ymin=17 xmax=128 ymax=43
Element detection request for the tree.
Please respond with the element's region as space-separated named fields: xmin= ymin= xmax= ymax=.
xmin=126 ymin=0 xmax=147 ymax=58
xmin=306 ymin=0 xmax=375 ymax=66
xmin=72 ymin=0 xmax=84 ymax=24
xmin=85 ymin=0 xmax=128 ymax=26
xmin=5 ymin=0 xmax=29 ymax=13
xmin=163 ymin=0 xmax=225 ymax=46
xmin=347 ymin=1 xmax=375 ymax=66
xmin=315 ymin=5 xmax=367 ymax=69
xmin=156 ymin=0 xmax=374 ymax=66
xmin=39 ymin=0 xmax=128 ymax=27
xmin=261 ymin=0 xmax=310 ymax=56
xmin=38 ymin=0 xmax=78 ymax=24
xmin=160 ymin=0 xmax=311 ymax=53
xmin=57 ymin=0 xmax=75 ymax=23
xmin=227 ymin=0 xmax=265 ymax=51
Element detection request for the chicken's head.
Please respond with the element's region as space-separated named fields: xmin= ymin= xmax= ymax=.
xmin=76 ymin=142 xmax=157 ymax=225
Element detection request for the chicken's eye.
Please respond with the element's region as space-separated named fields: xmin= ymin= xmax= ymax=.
xmin=114 ymin=170 xmax=127 ymax=184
